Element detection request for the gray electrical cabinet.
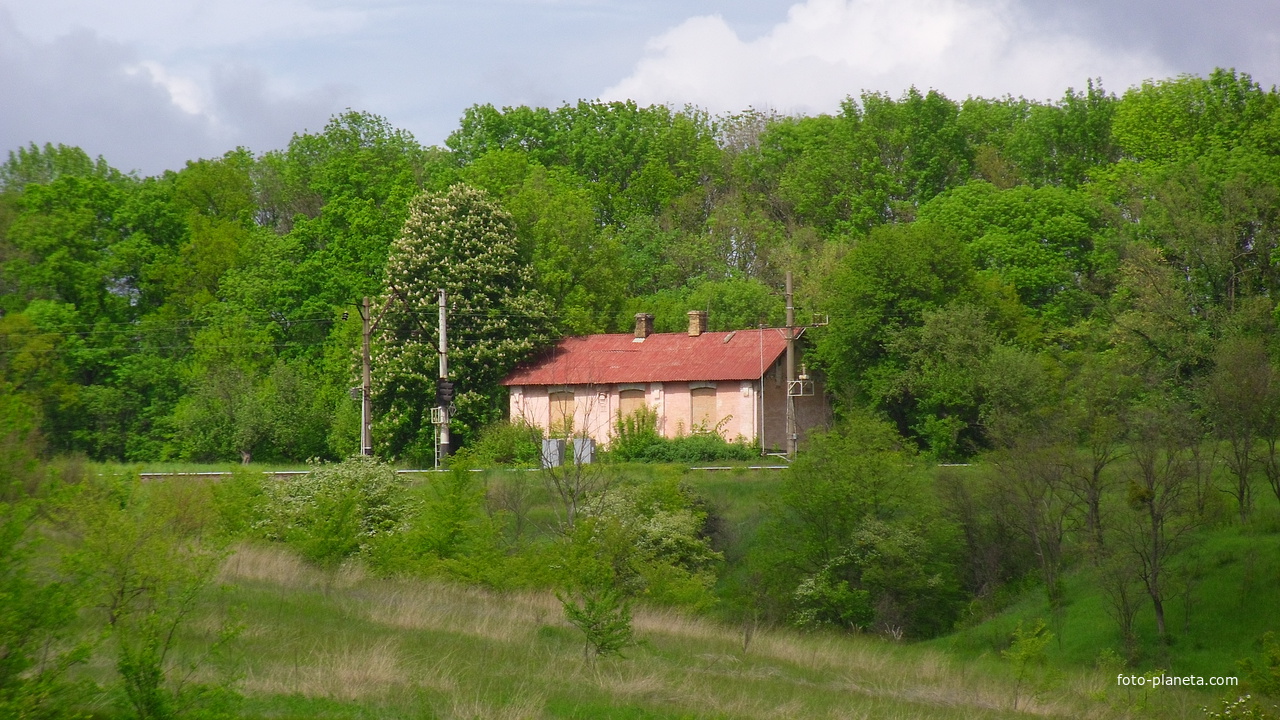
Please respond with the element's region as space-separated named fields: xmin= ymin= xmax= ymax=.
xmin=541 ymin=438 xmax=566 ymax=468
xmin=572 ymin=438 xmax=596 ymax=465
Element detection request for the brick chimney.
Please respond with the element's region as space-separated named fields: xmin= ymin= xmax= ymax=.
xmin=687 ymin=310 xmax=708 ymax=337
xmin=634 ymin=313 xmax=654 ymax=339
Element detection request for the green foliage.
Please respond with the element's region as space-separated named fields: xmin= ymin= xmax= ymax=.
xmin=919 ymin=181 xmax=1103 ymax=320
xmin=637 ymin=434 xmax=757 ymax=464
xmin=367 ymin=467 xmax=502 ymax=583
xmin=1003 ymin=618 xmax=1053 ymax=710
xmin=1113 ymin=69 xmax=1279 ymax=162
xmin=375 ymin=183 xmax=555 ymax=457
xmin=559 ymin=582 xmax=636 ymax=660
xmin=790 ymin=564 xmax=874 ymax=631
xmin=57 ymin=473 xmax=239 ymax=719
xmin=259 ymin=458 xmax=405 ymax=568
xmin=609 ymin=406 xmax=663 ymax=461
xmin=758 ymin=413 xmax=963 ymax=637
xmin=210 ymin=467 xmax=268 ymax=538
xmin=452 ymin=420 xmax=542 ymax=467
xmin=0 ymin=500 xmax=87 ymax=719
xmin=1240 ymin=632 xmax=1280 ymax=697
xmin=814 ymin=222 xmax=975 ymax=406
xmin=623 ymin=277 xmax=785 ymax=334
xmin=609 ymin=408 xmax=755 ymax=463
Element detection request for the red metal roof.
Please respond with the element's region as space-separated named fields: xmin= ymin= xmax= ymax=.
xmin=502 ymin=329 xmax=788 ymax=386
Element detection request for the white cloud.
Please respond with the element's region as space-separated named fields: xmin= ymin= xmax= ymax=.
xmin=125 ymin=62 xmax=209 ymax=115
xmin=603 ymin=0 xmax=1174 ymax=114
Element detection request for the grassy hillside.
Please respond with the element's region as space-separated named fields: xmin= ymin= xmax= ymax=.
xmin=937 ymin=516 xmax=1280 ymax=676
xmin=61 ymin=461 xmax=1279 ymax=718
xmin=172 ymin=543 xmax=1204 ymax=719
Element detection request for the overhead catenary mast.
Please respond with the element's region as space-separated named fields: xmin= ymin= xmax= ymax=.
xmin=785 ymin=272 xmax=796 ymax=460
xmin=783 ymin=270 xmax=826 ymax=461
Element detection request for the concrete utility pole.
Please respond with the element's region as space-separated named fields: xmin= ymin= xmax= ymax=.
xmin=437 ymin=289 xmax=451 ymax=463
xmin=780 ymin=271 xmax=827 ymax=461
xmin=361 ymin=296 xmax=373 ymax=456
xmin=784 ymin=271 xmax=797 ymax=460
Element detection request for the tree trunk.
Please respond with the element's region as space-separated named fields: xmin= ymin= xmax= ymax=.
xmin=1152 ymin=595 xmax=1167 ymax=639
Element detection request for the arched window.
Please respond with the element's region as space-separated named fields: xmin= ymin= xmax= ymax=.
xmin=619 ymin=389 xmax=645 ymax=418
xmin=549 ymin=390 xmax=575 ymax=437
xmin=691 ymin=386 xmax=717 ymax=431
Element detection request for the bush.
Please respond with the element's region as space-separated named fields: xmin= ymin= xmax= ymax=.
xmin=609 ymin=407 xmax=756 ymax=463
xmin=564 ymin=478 xmax=723 ymax=610
xmin=366 ymin=468 xmax=504 ymax=584
xmin=604 ymin=407 xmax=752 ymax=461
xmin=0 ymin=500 xmax=86 ymax=719
xmin=259 ymin=458 xmax=406 ymax=568
xmin=453 ymin=421 xmax=542 ymax=467
xmin=639 ymin=433 xmax=757 ymax=463
xmin=610 ymin=407 xmax=664 ymax=461
xmin=57 ymin=473 xmax=239 ymax=720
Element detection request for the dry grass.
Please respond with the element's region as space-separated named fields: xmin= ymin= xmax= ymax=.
xmin=364 ymin=582 xmax=556 ymax=643
xmin=239 ymin=639 xmax=421 ymax=700
xmin=209 ymin=544 xmax=1206 ymax=719
xmin=444 ymin=692 xmax=547 ymax=720
xmin=219 ymin=542 xmax=366 ymax=589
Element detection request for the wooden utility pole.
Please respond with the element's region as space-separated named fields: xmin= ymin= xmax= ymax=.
xmin=361 ymin=296 xmax=373 ymax=456
xmin=785 ymin=271 xmax=796 ymax=460
xmin=437 ymin=289 xmax=451 ymax=463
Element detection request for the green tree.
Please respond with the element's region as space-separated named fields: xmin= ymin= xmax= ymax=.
xmin=813 ymin=222 xmax=977 ymax=421
xmin=919 ymin=181 xmax=1103 ymax=322
xmin=1113 ymin=69 xmax=1278 ymax=163
xmin=759 ymin=413 xmax=961 ymax=636
xmin=59 ymin=475 xmax=238 ymax=719
xmin=375 ymin=183 xmax=554 ymax=457
xmin=463 ymin=151 xmax=626 ymax=334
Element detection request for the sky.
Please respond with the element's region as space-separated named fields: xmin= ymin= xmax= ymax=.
xmin=1 ymin=0 xmax=1277 ymax=176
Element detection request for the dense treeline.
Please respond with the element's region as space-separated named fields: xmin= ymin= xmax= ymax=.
xmin=3 ymin=68 xmax=1280 ymax=466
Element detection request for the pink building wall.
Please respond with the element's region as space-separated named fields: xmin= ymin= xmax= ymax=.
xmin=507 ymin=355 xmax=829 ymax=449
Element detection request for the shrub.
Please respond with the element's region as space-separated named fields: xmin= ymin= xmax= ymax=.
xmin=609 ymin=407 xmax=756 ymax=463
xmin=560 ymin=583 xmax=635 ymax=661
xmin=639 ymin=433 xmax=756 ymax=463
xmin=0 ymin=500 xmax=86 ymax=719
xmin=1240 ymin=632 xmax=1280 ymax=697
xmin=259 ymin=458 xmax=406 ymax=568
xmin=367 ymin=467 xmax=503 ymax=584
xmin=568 ymin=479 xmax=723 ymax=610
xmin=57 ymin=474 xmax=239 ymax=720
xmin=454 ymin=421 xmax=543 ymax=467
xmin=610 ymin=407 xmax=664 ymax=461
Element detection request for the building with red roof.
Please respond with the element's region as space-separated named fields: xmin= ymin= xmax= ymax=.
xmin=501 ymin=311 xmax=830 ymax=451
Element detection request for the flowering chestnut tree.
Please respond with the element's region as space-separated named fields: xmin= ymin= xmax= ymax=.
xmin=374 ymin=183 xmax=554 ymax=458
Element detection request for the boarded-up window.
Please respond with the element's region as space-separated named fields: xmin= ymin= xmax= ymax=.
xmin=550 ymin=391 xmax=575 ymax=437
xmin=691 ymin=386 xmax=717 ymax=430
xmin=619 ymin=389 xmax=645 ymax=418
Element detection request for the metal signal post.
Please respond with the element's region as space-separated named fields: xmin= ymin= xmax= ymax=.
xmin=435 ymin=289 xmax=452 ymax=467
xmin=360 ymin=296 xmax=373 ymax=456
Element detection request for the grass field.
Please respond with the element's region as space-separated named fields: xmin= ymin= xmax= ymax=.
xmin=69 ymin=461 xmax=1279 ymax=718
xmin=128 ymin=542 xmax=1214 ymax=720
